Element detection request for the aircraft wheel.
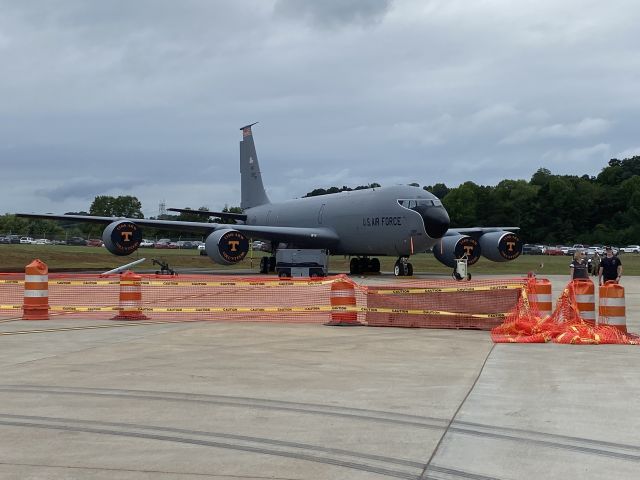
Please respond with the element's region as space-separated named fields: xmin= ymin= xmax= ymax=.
xmin=467 ymin=273 xmax=472 ymax=281
xmin=394 ymin=260 xmax=403 ymax=277
xmin=350 ymin=258 xmax=360 ymax=275
xmin=359 ymin=257 xmax=370 ymax=273
xmin=269 ymin=257 xmax=276 ymax=272
xmin=407 ymin=263 xmax=413 ymax=276
xmin=370 ymin=258 xmax=380 ymax=273
xmin=260 ymin=257 xmax=269 ymax=274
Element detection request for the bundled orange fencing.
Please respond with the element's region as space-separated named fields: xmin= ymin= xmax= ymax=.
xmin=491 ymin=277 xmax=640 ymax=345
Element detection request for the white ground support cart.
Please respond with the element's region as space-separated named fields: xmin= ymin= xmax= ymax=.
xmin=453 ymin=254 xmax=471 ymax=281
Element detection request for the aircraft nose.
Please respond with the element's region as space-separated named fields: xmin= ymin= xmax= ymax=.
xmin=418 ymin=206 xmax=450 ymax=239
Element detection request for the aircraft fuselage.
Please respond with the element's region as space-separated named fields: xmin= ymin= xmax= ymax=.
xmin=245 ymin=185 xmax=448 ymax=256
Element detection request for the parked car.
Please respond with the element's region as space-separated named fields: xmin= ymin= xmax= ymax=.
xmin=86 ymin=238 xmax=104 ymax=247
xmin=155 ymin=239 xmax=178 ymax=249
xmin=198 ymin=243 xmax=207 ymax=256
xmin=522 ymin=244 xmax=544 ymax=255
xmin=19 ymin=237 xmax=34 ymax=244
xmin=33 ymin=238 xmax=51 ymax=245
xmin=545 ymin=246 xmax=565 ymax=256
xmin=620 ymin=245 xmax=640 ymax=254
xmin=252 ymin=240 xmax=269 ymax=251
xmin=7 ymin=235 xmax=20 ymax=244
xmin=0 ymin=236 xmax=10 ymax=244
xmin=139 ymin=239 xmax=155 ymax=248
xmin=176 ymin=240 xmax=197 ymax=249
xmin=66 ymin=237 xmax=86 ymax=246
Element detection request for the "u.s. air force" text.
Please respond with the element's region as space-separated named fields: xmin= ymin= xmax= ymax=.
xmin=362 ymin=216 xmax=402 ymax=227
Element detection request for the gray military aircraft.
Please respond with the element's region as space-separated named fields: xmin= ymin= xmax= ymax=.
xmin=17 ymin=124 xmax=522 ymax=276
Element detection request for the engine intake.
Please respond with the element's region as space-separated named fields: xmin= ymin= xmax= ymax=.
xmin=205 ymin=229 xmax=249 ymax=265
xmin=479 ymin=231 xmax=522 ymax=262
xmin=433 ymin=235 xmax=481 ymax=268
xmin=102 ymin=220 xmax=142 ymax=256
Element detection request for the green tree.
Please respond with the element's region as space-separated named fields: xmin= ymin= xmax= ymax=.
xmin=424 ymin=183 xmax=450 ymax=199
xmin=442 ymin=182 xmax=481 ymax=227
xmin=89 ymin=195 xmax=143 ymax=218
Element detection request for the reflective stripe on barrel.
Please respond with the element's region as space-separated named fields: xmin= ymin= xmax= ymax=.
xmin=599 ymin=281 xmax=627 ymax=333
xmin=572 ymin=279 xmax=595 ymax=325
xmin=529 ymin=279 xmax=552 ymax=318
xmin=326 ymin=279 xmax=361 ymax=326
xmin=23 ymin=259 xmax=49 ymax=320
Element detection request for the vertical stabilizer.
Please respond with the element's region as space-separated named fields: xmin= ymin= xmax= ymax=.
xmin=240 ymin=123 xmax=270 ymax=209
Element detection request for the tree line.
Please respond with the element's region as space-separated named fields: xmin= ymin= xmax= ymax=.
xmin=2 ymin=156 xmax=639 ymax=245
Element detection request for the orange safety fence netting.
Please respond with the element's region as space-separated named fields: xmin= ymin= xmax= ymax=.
xmin=365 ymin=277 xmax=526 ymax=329
xmin=0 ymin=272 xmax=528 ymax=329
xmin=491 ymin=277 xmax=640 ymax=345
xmin=0 ymin=273 xmax=367 ymax=324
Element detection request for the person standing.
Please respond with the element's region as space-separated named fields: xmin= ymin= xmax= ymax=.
xmin=591 ymin=252 xmax=601 ymax=277
xmin=570 ymin=250 xmax=589 ymax=280
xmin=598 ymin=246 xmax=622 ymax=285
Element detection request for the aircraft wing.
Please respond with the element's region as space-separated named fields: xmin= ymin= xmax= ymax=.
xmin=15 ymin=213 xmax=339 ymax=246
xmin=446 ymin=227 xmax=520 ymax=236
xmin=167 ymin=208 xmax=247 ymax=222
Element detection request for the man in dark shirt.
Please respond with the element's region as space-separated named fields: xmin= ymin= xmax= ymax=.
xmin=598 ymin=246 xmax=622 ymax=285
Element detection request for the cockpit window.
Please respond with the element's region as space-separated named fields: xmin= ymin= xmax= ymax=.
xmin=397 ymin=198 xmax=442 ymax=208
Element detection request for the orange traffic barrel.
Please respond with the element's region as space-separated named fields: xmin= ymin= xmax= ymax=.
xmin=599 ymin=281 xmax=627 ymax=333
xmin=23 ymin=259 xmax=49 ymax=320
xmin=112 ymin=271 xmax=148 ymax=320
xmin=528 ymin=278 xmax=552 ymax=318
xmin=572 ymin=279 xmax=596 ymax=325
xmin=326 ymin=279 xmax=361 ymax=326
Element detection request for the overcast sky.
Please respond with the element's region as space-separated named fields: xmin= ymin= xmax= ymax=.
xmin=2 ymin=0 xmax=639 ymax=217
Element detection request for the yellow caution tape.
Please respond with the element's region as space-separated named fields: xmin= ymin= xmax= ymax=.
xmin=354 ymin=306 xmax=507 ymax=319
xmin=369 ymin=284 xmax=524 ymax=295
xmin=47 ymin=305 xmax=334 ymax=313
xmin=0 ymin=305 xmax=21 ymax=310
xmin=3 ymin=303 xmax=507 ymax=319
xmin=0 ymin=279 xmax=337 ymax=287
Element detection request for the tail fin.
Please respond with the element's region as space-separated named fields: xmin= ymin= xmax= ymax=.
xmin=240 ymin=123 xmax=270 ymax=209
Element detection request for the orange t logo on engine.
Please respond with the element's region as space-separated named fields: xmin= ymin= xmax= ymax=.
xmin=121 ymin=231 xmax=133 ymax=242
xmin=228 ymin=240 xmax=240 ymax=252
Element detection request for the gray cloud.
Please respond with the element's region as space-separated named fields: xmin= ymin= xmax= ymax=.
xmin=0 ymin=0 xmax=638 ymax=216
xmin=35 ymin=178 xmax=144 ymax=202
xmin=273 ymin=0 xmax=392 ymax=28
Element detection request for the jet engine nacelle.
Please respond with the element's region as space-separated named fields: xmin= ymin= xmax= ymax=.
xmin=479 ymin=231 xmax=522 ymax=262
xmin=102 ymin=220 xmax=142 ymax=256
xmin=205 ymin=229 xmax=249 ymax=265
xmin=433 ymin=235 xmax=481 ymax=268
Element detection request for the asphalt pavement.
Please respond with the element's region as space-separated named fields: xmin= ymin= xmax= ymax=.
xmin=0 ymin=273 xmax=638 ymax=479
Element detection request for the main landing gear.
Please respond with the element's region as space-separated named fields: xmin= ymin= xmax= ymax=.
xmin=394 ymin=257 xmax=413 ymax=277
xmin=349 ymin=257 xmax=381 ymax=275
xmin=259 ymin=256 xmax=276 ymax=274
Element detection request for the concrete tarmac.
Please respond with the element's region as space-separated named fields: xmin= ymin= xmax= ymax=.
xmin=0 ymin=274 xmax=638 ymax=479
